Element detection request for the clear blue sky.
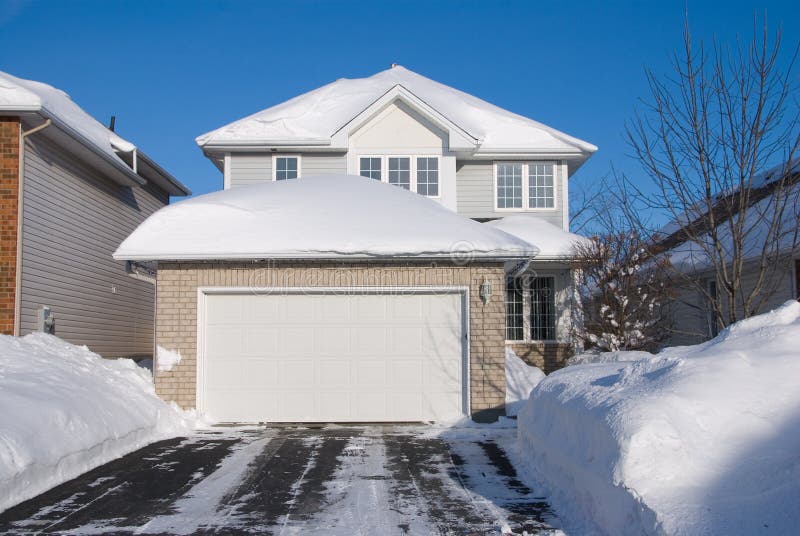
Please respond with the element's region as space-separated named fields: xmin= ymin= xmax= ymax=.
xmin=1 ymin=0 xmax=798 ymax=200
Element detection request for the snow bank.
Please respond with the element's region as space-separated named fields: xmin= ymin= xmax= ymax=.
xmin=114 ymin=175 xmax=537 ymax=261
xmin=0 ymin=334 xmax=193 ymax=513
xmin=485 ymin=215 xmax=589 ymax=259
xmin=566 ymin=349 xmax=654 ymax=366
xmin=196 ymin=65 xmax=597 ymax=154
xmin=504 ymin=347 xmax=545 ymax=417
xmin=516 ymin=301 xmax=800 ymax=535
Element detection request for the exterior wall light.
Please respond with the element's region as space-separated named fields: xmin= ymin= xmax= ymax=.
xmin=479 ymin=277 xmax=492 ymax=305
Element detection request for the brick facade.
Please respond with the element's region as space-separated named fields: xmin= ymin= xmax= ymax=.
xmin=0 ymin=117 xmax=20 ymax=335
xmin=155 ymin=261 xmax=507 ymax=421
xmin=509 ymin=342 xmax=573 ymax=374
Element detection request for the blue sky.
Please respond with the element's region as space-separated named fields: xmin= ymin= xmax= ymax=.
xmin=1 ymin=0 xmax=798 ymax=201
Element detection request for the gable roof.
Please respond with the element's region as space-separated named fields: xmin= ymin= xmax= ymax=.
xmin=114 ymin=174 xmax=538 ymax=262
xmin=196 ymin=66 xmax=597 ymax=159
xmin=0 ymin=70 xmax=190 ymax=196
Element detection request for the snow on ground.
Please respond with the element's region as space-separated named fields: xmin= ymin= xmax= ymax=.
xmin=114 ymin=175 xmax=537 ymax=261
xmin=0 ymin=333 xmax=194 ymax=513
xmin=516 ymin=301 xmax=800 ymax=535
xmin=485 ymin=215 xmax=589 ymax=259
xmin=505 ymin=347 xmax=546 ymax=417
xmin=566 ymin=349 xmax=655 ymax=366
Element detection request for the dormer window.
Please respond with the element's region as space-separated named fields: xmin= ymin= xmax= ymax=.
xmin=273 ymin=156 xmax=300 ymax=180
xmin=495 ymin=161 xmax=556 ymax=210
xmin=359 ymin=155 xmax=440 ymax=197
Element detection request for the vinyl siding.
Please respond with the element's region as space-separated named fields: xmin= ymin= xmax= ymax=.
xmin=665 ymin=255 xmax=796 ymax=347
xmin=228 ymin=153 xmax=347 ymax=187
xmin=20 ymin=136 xmax=168 ymax=357
xmin=456 ymin=160 xmax=566 ymax=226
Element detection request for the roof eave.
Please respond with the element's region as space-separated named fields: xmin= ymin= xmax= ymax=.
xmin=113 ymin=251 xmax=534 ymax=263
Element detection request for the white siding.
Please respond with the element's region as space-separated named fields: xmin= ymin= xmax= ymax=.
xmin=456 ymin=160 xmax=567 ymax=226
xmin=20 ymin=137 xmax=168 ymax=357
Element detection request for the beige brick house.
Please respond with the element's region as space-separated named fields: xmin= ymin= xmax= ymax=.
xmin=116 ymin=66 xmax=596 ymax=423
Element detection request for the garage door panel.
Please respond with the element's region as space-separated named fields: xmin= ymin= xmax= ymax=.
xmin=202 ymin=292 xmax=465 ymax=422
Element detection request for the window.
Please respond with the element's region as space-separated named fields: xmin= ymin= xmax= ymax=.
xmin=495 ymin=162 xmax=556 ymax=210
xmin=528 ymin=163 xmax=555 ymax=208
xmin=274 ymin=156 xmax=299 ymax=180
xmin=531 ymin=277 xmax=556 ymax=340
xmin=496 ymin=163 xmax=523 ymax=209
xmin=505 ymin=277 xmax=524 ymax=341
xmin=416 ymin=157 xmax=439 ymax=197
xmin=707 ymin=279 xmax=719 ymax=337
xmin=359 ymin=157 xmax=382 ymax=180
xmin=388 ymin=157 xmax=411 ymax=190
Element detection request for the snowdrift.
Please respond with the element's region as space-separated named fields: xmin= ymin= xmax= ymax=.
xmin=516 ymin=301 xmax=800 ymax=535
xmin=504 ymin=347 xmax=545 ymax=417
xmin=0 ymin=334 xmax=192 ymax=513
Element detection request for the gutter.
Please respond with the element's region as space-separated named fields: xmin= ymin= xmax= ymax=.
xmin=14 ymin=119 xmax=52 ymax=336
xmin=113 ymin=251 xmax=537 ymax=263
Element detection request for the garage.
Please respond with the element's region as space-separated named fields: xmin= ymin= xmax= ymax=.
xmin=198 ymin=289 xmax=467 ymax=422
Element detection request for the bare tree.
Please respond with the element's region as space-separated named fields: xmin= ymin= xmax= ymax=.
xmin=624 ymin=15 xmax=800 ymax=330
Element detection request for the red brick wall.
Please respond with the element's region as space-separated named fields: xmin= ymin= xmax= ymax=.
xmin=0 ymin=117 xmax=20 ymax=335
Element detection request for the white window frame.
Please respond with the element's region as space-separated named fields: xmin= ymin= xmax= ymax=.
xmin=272 ymin=155 xmax=301 ymax=181
xmin=357 ymin=155 xmax=441 ymax=198
xmin=493 ymin=161 xmax=558 ymax=212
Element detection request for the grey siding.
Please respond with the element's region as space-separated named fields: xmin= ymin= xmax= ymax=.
xmin=456 ymin=160 xmax=565 ymax=227
xmin=20 ymin=136 xmax=168 ymax=357
xmin=665 ymin=256 xmax=796 ymax=347
xmin=228 ymin=153 xmax=347 ymax=187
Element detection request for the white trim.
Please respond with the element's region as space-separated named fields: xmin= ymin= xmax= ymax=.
xmin=493 ymin=161 xmax=559 ymax=212
xmin=561 ymin=160 xmax=569 ymax=229
xmin=356 ymin=154 xmax=441 ymax=198
xmin=222 ymin=152 xmax=231 ymax=189
xmin=271 ymin=154 xmax=302 ymax=181
xmin=195 ymin=285 xmax=471 ymax=420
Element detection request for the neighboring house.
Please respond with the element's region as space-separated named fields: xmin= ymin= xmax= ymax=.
xmin=0 ymin=71 xmax=190 ymax=357
xmin=656 ymin=164 xmax=800 ymax=346
xmin=116 ymin=65 xmax=595 ymax=422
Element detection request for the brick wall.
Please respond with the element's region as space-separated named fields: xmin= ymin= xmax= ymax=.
xmin=509 ymin=342 xmax=573 ymax=373
xmin=155 ymin=261 xmax=506 ymax=421
xmin=0 ymin=117 xmax=20 ymax=335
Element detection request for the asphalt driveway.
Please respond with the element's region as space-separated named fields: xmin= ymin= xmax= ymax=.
xmin=0 ymin=426 xmax=561 ymax=535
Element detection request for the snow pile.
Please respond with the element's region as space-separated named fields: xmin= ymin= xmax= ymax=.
xmin=114 ymin=175 xmax=538 ymax=261
xmin=485 ymin=215 xmax=589 ymax=259
xmin=0 ymin=70 xmax=136 ymax=163
xmin=196 ymin=65 xmax=597 ymax=154
xmin=156 ymin=345 xmax=182 ymax=372
xmin=0 ymin=334 xmax=193 ymax=513
xmin=504 ymin=347 xmax=545 ymax=417
xmin=516 ymin=301 xmax=800 ymax=535
xmin=566 ymin=349 xmax=655 ymax=366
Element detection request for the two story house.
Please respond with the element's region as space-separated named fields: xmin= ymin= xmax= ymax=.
xmin=0 ymin=70 xmax=189 ymax=358
xmin=115 ymin=65 xmax=596 ymax=422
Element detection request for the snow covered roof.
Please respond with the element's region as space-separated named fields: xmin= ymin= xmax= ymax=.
xmin=114 ymin=175 xmax=538 ymax=262
xmin=484 ymin=215 xmax=588 ymax=260
xmin=0 ymin=70 xmax=189 ymax=196
xmin=196 ymin=66 xmax=597 ymax=157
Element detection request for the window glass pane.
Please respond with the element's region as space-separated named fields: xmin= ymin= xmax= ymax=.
xmin=359 ymin=157 xmax=382 ymax=180
xmin=416 ymin=157 xmax=439 ymax=196
xmin=531 ymin=277 xmax=556 ymax=340
xmin=496 ymin=163 xmax=523 ymax=208
xmin=506 ymin=277 xmax=524 ymax=341
xmin=388 ymin=157 xmax=411 ymax=190
xmin=528 ymin=163 xmax=554 ymax=208
xmin=275 ymin=157 xmax=298 ymax=180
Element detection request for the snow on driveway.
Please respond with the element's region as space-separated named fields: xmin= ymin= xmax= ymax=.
xmin=0 ymin=426 xmax=562 ymax=535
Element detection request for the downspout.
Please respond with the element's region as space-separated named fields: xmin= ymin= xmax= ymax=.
xmin=14 ymin=119 xmax=51 ymax=336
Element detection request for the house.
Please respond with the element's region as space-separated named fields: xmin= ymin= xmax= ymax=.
xmin=0 ymin=71 xmax=190 ymax=358
xmin=657 ymin=163 xmax=800 ymax=346
xmin=115 ymin=65 xmax=596 ymax=422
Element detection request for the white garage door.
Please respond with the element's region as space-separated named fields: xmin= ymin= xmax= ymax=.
xmin=200 ymin=290 xmax=466 ymax=422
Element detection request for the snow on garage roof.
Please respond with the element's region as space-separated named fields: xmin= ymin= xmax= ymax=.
xmin=114 ymin=175 xmax=539 ymax=262
xmin=485 ymin=214 xmax=588 ymax=259
xmin=196 ymin=65 xmax=597 ymax=155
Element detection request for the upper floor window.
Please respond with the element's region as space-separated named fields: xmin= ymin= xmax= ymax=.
xmin=274 ymin=156 xmax=299 ymax=180
xmin=358 ymin=155 xmax=440 ymax=197
xmin=495 ymin=162 xmax=556 ymax=210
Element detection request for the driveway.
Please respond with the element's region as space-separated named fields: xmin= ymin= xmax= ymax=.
xmin=0 ymin=426 xmax=562 ymax=535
